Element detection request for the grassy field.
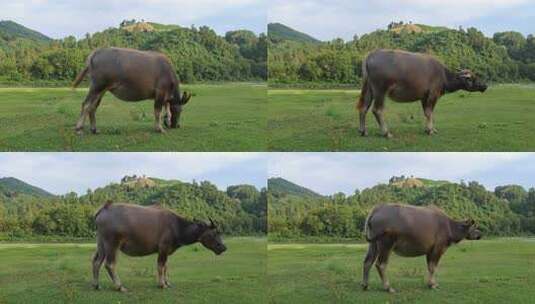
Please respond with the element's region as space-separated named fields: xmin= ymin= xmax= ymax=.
xmin=268 ymin=84 xmax=535 ymax=151
xmin=0 ymin=83 xmax=266 ymax=151
xmin=0 ymin=237 xmax=266 ymax=304
xmin=268 ymin=238 xmax=535 ymax=303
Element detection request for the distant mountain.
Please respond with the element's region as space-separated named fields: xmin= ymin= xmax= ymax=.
xmin=268 ymin=177 xmax=324 ymax=198
xmin=0 ymin=177 xmax=54 ymax=198
xmin=268 ymin=23 xmax=321 ymax=44
xmin=0 ymin=20 xmax=52 ymax=42
xmin=388 ymin=176 xmax=450 ymax=188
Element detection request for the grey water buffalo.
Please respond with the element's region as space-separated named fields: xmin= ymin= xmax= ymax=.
xmin=92 ymin=201 xmax=226 ymax=292
xmin=72 ymin=47 xmax=192 ymax=134
xmin=361 ymin=204 xmax=481 ymax=292
xmin=357 ymin=49 xmax=487 ymax=137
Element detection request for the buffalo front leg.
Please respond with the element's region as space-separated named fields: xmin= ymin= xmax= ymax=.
xmin=157 ymin=253 xmax=169 ymax=288
xmin=426 ymin=250 xmax=444 ymax=289
xmin=104 ymin=249 xmax=127 ymax=292
xmin=422 ymin=96 xmax=438 ymax=135
xmin=153 ymin=102 xmax=165 ymax=133
xmin=371 ymin=93 xmax=392 ymax=138
xmin=361 ymin=241 xmax=378 ymax=290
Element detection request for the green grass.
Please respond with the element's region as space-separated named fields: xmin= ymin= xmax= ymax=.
xmin=268 ymin=238 xmax=535 ymax=303
xmin=0 ymin=237 xmax=267 ymax=303
xmin=268 ymin=84 xmax=535 ymax=151
xmin=0 ymin=83 xmax=266 ymax=151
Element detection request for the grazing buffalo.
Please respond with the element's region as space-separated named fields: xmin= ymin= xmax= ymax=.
xmin=357 ymin=49 xmax=487 ymax=137
xmin=72 ymin=47 xmax=192 ymax=134
xmin=92 ymin=201 xmax=226 ymax=292
xmin=361 ymin=204 xmax=481 ymax=292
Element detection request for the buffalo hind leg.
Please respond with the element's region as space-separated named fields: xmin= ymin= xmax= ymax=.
xmin=104 ymin=244 xmax=127 ymax=292
xmin=361 ymin=241 xmax=378 ymax=290
xmin=421 ymin=95 xmax=438 ymax=135
xmin=92 ymin=238 xmax=106 ymax=290
xmin=75 ymin=87 xmax=103 ymax=134
xmin=375 ymin=238 xmax=395 ymax=293
xmin=157 ymin=253 xmax=169 ymax=288
xmin=371 ymin=93 xmax=392 ymax=138
xmin=357 ymin=83 xmax=373 ymax=136
xmin=89 ymin=93 xmax=105 ymax=134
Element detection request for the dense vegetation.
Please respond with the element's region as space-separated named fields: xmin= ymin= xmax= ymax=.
xmin=268 ymin=22 xmax=535 ymax=85
xmin=0 ymin=20 xmax=266 ymax=83
xmin=0 ymin=176 xmax=266 ymax=239
xmin=268 ymin=177 xmax=535 ymax=240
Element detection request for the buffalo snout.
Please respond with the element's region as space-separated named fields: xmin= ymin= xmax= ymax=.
xmin=467 ymin=229 xmax=482 ymax=240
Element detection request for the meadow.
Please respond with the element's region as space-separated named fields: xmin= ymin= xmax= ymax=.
xmin=267 ymin=238 xmax=535 ymax=303
xmin=267 ymin=84 xmax=535 ymax=151
xmin=0 ymin=237 xmax=267 ymax=304
xmin=0 ymin=83 xmax=266 ymax=151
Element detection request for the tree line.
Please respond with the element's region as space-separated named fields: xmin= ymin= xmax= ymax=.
xmin=0 ymin=21 xmax=266 ymax=84
xmin=268 ymin=177 xmax=535 ymax=241
xmin=268 ymin=24 xmax=535 ymax=85
xmin=0 ymin=176 xmax=266 ymax=240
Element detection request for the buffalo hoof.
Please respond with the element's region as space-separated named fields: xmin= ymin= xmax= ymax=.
xmin=359 ymin=130 xmax=368 ymax=137
xmin=384 ymin=132 xmax=393 ymax=139
xmin=361 ymin=283 xmax=368 ymax=291
xmin=159 ymin=284 xmax=169 ymax=289
xmin=428 ymin=284 xmax=439 ymax=290
xmin=75 ymin=128 xmax=84 ymax=136
xmin=155 ymin=127 xmax=166 ymax=133
xmin=93 ymin=284 xmax=100 ymax=290
xmin=91 ymin=128 xmax=99 ymax=135
xmin=425 ymin=128 xmax=438 ymax=135
xmin=385 ymin=287 xmax=396 ymax=293
xmin=117 ymin=286 xmax=128 ymax=293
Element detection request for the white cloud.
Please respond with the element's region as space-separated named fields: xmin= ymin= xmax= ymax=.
xmin=269 ymin=0 xmax=532 ymax=40
xmin=269 ymin=153 xmax=533 ymax=195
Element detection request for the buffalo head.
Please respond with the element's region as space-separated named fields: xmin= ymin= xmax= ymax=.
xmin=166 ymin=91 xmax=192 ymax=129
xmin=462 ymin=219 xmax=482 ymax=240
xmin=457 ymin=69 xmax=487 ymax=93
xmin=198 ymin=218 xmax=226 ymax=255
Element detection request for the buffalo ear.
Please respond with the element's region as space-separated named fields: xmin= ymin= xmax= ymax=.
xmin=208 ymin=217 xmax=217 ymax=229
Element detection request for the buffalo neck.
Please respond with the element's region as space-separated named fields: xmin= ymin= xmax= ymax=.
xmin=174 ymin=216 xmax=204 ymax=246
xmin=443 ymin=68 xmax=463 ymax=93
xmin=448 ymin=219 xmax=466 ymax=244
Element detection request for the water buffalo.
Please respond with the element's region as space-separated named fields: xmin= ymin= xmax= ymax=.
xmin=361 ymin=204 xmax=481 ymax=292
xmin=357 ymin=49 xmax=487 ymax=138
xmin=92 ymin=201 xmax=226 ymax=292
xmin=72 ymin=47 xmax=192 ymax=134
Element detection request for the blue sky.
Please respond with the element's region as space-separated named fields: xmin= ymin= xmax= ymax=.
xmin=269 ymin=153 xmax=535 ymax=195
xmin=0 ymin=153 xmax=267 ymax=195
xmin=269 ymin=0 xmax=535 ymax=41
xmin=0 ymin=0 xmax=267 ymax=39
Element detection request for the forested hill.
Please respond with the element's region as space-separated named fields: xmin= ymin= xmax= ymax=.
xmin=0 ymin=19 xmax=266 ymax=83
xmin=268 ymin=23 xmax=321 ymax=44
xmin=0 ymin=177 xmax=54 ymax=198
xmin=268 ymin=21 xmax=535 ymax=84
xmin=268 ymin=176 xmax=535 ymax=240
xmin=0 ymin=20 xmax=52 ymax=42
xmin=268 ymin=177 xmax=324 ymax=199
xmin=0 ymin=175 xmax=266 ymax=239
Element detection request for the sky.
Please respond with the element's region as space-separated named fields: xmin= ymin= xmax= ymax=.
xmin=269 ymin=153 xmax=535 ymax=195
xmin=269 ymin=0 xmax=535 ymax=41
xmin=0 ymin=0 xmax=267 ymax=39
xmin=0 ymin=153 xmax=267 ymax=195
